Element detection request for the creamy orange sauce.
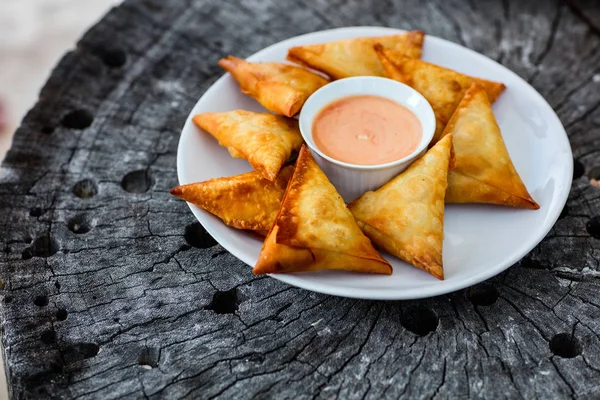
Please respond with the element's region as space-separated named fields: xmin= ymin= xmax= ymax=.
xmin=312 ymin=95 xmax=422 ymax=165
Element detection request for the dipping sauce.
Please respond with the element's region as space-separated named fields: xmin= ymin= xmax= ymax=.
xmin=312 ymin=95 xmax=422 ymax=165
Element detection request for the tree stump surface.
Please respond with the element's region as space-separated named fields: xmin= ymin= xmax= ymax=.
xmin=1 ymin=0 xmax=600 ymax=398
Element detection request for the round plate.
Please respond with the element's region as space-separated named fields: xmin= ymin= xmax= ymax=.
xmin=177 ymin=27 xmax=572 ymax=300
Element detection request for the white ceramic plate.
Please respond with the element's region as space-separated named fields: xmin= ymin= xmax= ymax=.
xmin=177 ymin=27 xmax=572 ymax=300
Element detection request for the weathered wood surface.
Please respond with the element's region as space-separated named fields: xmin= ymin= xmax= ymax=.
xmin=1 ymin=0 xmax=600 ymax=398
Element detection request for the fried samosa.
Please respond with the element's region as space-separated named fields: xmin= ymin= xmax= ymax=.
xmin=218 ymin=56 xmax=328 ymax=117
xmin=442 ymin=84 xmax=539 ymax=209
xmin=286 ymin=30 xmax=424 ymax=80
xmin=374 ymin=44 xmax=505 ymax=143
xmin=193 ymin=110 xmax=304 ymax=181
xmin=170 ymin=165 xmax=294 ymax=232
xmin=348 ymin=134 xmax=455 ymax=280
xmin=253 ymin=146 xmax=392 ymax=275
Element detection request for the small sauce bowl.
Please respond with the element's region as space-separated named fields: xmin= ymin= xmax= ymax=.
xmin=299 ymin=76 xmax=436 ymax=202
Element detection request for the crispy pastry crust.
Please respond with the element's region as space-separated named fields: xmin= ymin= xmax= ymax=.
xmin=348 ymin=134 xmax=455 ymax=280
xmin=218 ymin=56 xmax=328 ymax=117
xmin=253 ymin=146 xmax=392 ymax=275
xmin=374 ymin=44 xmax=506 ymax=143
xmin=286 ymin=31 xmax=424 ymax=80
xmin=170 ymin=165 xmax=294 ymax=232
xmin=442 ymin=84 xmax=539 ymax=209
xmin=193 ymin=110 xmax=303 ymax=181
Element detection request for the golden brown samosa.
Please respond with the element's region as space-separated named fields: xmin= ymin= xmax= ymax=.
xmin=170 ymin=165 xmax=294 ymax=232
xmin=193 ymin=110 xmax=304 ymax=181
xmin=442 ymin=84 xmax=539 ymax=209
xmin=286 ymin=30 xmax=424 ymax=80
xmin=348 ymin=134 xmax=455 ymax=280
xmin=374 ymin=44 xmax=505 ymax=143
xmin=218 ymin=56 xmax=328 ymax=117
xmin=253 ymin=146 xmax=392 ymax=275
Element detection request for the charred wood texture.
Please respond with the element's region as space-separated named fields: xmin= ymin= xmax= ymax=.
xmin=1 ymin=0 xmax=600 ymax=398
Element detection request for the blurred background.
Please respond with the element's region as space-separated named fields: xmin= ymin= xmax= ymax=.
xmin=0 ymin=0 xmax=122 ymax=163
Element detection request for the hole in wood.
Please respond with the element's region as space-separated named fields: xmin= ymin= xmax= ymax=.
xmin=4 ymin=296 xmax=13 ymax=304
xmin=29 ymin=207 xmax=43 ymax=217
xmin=248 ymin=352 xmax=265 ymax=363
xmin=573 ymin=159 xmax=584 ymax=180
xmin=588 ymin=166 xmax=600 ymax=180
xmin=62 ymin=342 xmax=100 ymax=360
xmin=72 ymin=179 xmax=98 ymax=199
xmin=466 ymin=283 xmax=498 ymax=306
xmin=76 ymin=343 xmax=100 ymax=358
xmin=589 ymin=166 xmax=600 ymax=189
xmin=400 ymin=306 xmax=438 ymax=336
xmin=185 ymin=222 xmax=217 ymax=248
xmin=208 ymin=288 xmax=239 ymax=314
xmin=61 ymin=109 xmax=93 ymax=130
xmin=67 ymin=214 xmax=92 ymax=234
xmin=49 ymin=362 xmax=63 ymax=374
xmin=24 ymin=235 xmax=33 ymax=244
xmin=55 ymin=281 xmax=61 ymax=290
xmin=41 ymin=126 xmax=54 ymax=135
xmin=138 ymin=347 xmax=159 ymax=369
xmin=121 ymin=170 xmax=152 ymax=193
xmin=95 ymin=47 xmax=127 ymax=68
xmin=550 ymin=333 xmax=581 ymax=358
xmin=559 ymin=204 xmax=569 ymax=219
xmin=34 ymin=295 xmax=49 ymax=307
xmin=29 ymin=235 xmax=59 ymax=257
xmin=21 ymin=249 xmax=32 ymax=260
xmin=586 ymin=216 xmax=600 ymax=239
xmin=520 ymin=257 xmax=546 ymax=269
xmin=40 ymin=330 xmax=56 ymax=344
xmin=56 ymin=309 xmax=68 ymax=321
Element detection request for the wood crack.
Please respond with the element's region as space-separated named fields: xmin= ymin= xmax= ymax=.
xmin=528 ymin=0 xmax=563 ymax=84
xmin=565 ymin=0 xmax=600 ymax=37
xmin=565 ymin=100 xmax=600 ymax=130
xmin=550 ymin=357 xmax=576 ymax=396
xmin=3 ymin=0 xmax=600 ymax=398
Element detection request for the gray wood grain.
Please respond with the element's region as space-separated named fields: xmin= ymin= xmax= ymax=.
xmin=1 ymin=0 xmax=600 ymax=398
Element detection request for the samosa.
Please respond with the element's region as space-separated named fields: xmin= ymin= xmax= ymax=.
xmin=193 ymin=110 xmax=304 ymax=181
xmin=348 ymin=134 xmax=455 ymax=280
xmin=286 ymin=30 xmax=424 ymax=80
xmin=374 ymin=44 xmax=505 ymax=143
xmin=170 ymin=165 xmax=294 ymax=234
xmin=442 ymin=84 xmax=539 ymax=209
xmin=219 ymin=56 xmax=328 ymax=117
xmin=253 ymin=146 xmax=392 ymax=275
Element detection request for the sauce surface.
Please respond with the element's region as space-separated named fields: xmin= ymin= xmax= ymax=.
xmin=312 ymin=95 xmax=422 ymax=165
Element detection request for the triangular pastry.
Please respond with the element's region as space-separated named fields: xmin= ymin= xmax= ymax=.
xmin=170 ymin=165 xmax=294 ymax=233
xmin=348 ymin=134 xmax=455 ymax=280
xmin=253 ymin=146 xmax=392 ymax=275
xmin=374 ymin=44 xmax=505 ymax=143
xmin=442 ymin=84 xmax=539 ymax=209
xmin=219 ymin=56 xmax=328 ymax=117
xmin=286 ymin=30 xmax=424 ymax=80
xmin=193 ymin=110 xmax=304 ymax=181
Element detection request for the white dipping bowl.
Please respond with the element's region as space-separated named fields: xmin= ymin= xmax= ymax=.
xmin=299 ymin=76 xmax=436 ymax=203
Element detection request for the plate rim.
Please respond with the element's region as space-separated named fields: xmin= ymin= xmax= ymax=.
xmin=176 ymin=26 xmax=573 ymax=300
